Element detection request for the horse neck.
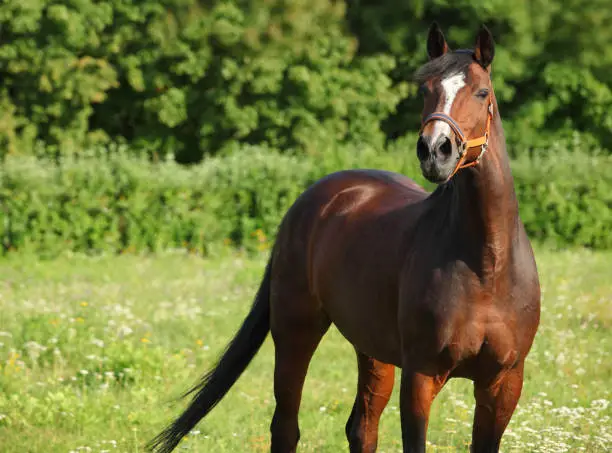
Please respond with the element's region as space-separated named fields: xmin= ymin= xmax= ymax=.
xmin=449 ymin=106 xmax=519 ymax=277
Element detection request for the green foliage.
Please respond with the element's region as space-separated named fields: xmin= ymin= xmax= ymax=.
xmin=1 ymin=143 xmax=610 ymax=257
xmin=3 ymin=1 xmax=611 ymax=160
xmin=512 ymin=138 xmax=612 ymax=249
xmin=0 ymin=0 xmax=403 ymax=161
xmin=0 ymin=0 xmax=118 ymax=155
xmin=1 ymin=0 xmax=611 ymax=158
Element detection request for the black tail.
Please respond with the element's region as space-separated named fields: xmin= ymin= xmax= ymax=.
xmin=147 ymin=260 xmax=272 ymax=453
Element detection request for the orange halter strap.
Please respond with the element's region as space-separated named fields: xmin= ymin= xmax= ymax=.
xmin=420 ymin=100 xmax=493 ymax=182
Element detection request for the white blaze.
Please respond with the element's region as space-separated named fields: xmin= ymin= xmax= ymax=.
xmin=430 ymin=72 xmax=466 ymax=144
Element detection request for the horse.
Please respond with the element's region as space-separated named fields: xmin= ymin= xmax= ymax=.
xmin=148 ymin=23 xmax=541 ymax=453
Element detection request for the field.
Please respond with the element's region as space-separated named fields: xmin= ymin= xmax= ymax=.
xmin=0 ymin=247 xmax=610 ymax=452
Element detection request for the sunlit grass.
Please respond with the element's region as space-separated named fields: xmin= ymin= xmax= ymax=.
xmin=0 ymin=247 xmax=610 ymax=452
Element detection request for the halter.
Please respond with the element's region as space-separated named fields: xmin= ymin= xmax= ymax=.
xmin=420 ymin=99 xmax=494 ymax=182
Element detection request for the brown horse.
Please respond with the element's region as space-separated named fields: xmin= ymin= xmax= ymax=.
xmin=148 ymin=23 xmax=540 ymax=453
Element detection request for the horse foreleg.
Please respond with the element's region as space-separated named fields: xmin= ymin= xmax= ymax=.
xmin=399 ymin=368 xmax=448 ymax=453
xmin=345 ymin=351 xmax=395 ymax=453
xmin=470 ymin=362 xmax=524 ymax=453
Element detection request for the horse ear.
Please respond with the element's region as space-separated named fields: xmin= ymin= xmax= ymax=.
xmin=474 ymin=25 xmax=495 ymax=69
xmin=427 ymin=22 xmax=449 ymax=60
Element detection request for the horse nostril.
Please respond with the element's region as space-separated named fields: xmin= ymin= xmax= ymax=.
xmin=438 ymin=137 xmax=452 ymax=157
xmin=416 ymin=136 xmax=430 ymax=161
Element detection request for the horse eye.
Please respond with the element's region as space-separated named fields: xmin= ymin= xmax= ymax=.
xmin=476 ymin=89 xmax=489 ymax=99
xmin=418 ymin=84 xmax=429 ymax=97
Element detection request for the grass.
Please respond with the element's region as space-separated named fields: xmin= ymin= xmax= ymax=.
xmin=0 ymin=247 xmax=610 ymax=453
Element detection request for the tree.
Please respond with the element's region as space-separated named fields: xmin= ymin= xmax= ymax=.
xmin=0 ymin=0 xmax=404 ymax=161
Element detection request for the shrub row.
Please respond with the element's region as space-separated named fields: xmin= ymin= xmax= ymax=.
xmin=1 ymin=143 xmax=610 ymax=256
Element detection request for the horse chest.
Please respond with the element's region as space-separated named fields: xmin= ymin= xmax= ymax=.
xmin=403 ymin=300 xmax=519 ymax=374
xmin=444 ymin=315 xmax=518 ymax=370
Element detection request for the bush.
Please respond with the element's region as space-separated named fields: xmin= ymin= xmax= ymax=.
xmin=1 ymin=143 xmax=610 ymax=256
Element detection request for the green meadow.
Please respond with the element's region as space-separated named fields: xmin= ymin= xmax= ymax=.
xmin=0 ymin=247 xmax=610 ymax=452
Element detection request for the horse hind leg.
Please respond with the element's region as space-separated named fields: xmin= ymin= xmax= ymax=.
xmin=345 ymin=351 xmax=396 ymax=453
xmin=269 ymin=292 xmax=330 ymax=453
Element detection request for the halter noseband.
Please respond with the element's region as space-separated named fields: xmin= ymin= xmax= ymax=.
xmin=420 ymin=100 xmax=493 ymax=182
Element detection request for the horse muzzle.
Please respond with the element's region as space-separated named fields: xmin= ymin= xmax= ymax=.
xmin=416 ymin=134 xmax=461 ymax=183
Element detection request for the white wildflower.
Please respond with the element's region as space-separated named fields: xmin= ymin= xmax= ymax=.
xmin=117 ymin=325 xmax=133 ymax=338
xmin=91 ymin=338 xmax=105 ymax=348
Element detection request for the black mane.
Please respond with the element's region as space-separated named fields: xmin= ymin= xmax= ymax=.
xmin=414 ymin=50 xmax=475 ymax=84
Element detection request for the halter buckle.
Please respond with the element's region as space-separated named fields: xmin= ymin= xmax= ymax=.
xmin=475 ymin=135 xmax=489 ymax=163
xmin=458 ymin=141 xmax=467 ymax=157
